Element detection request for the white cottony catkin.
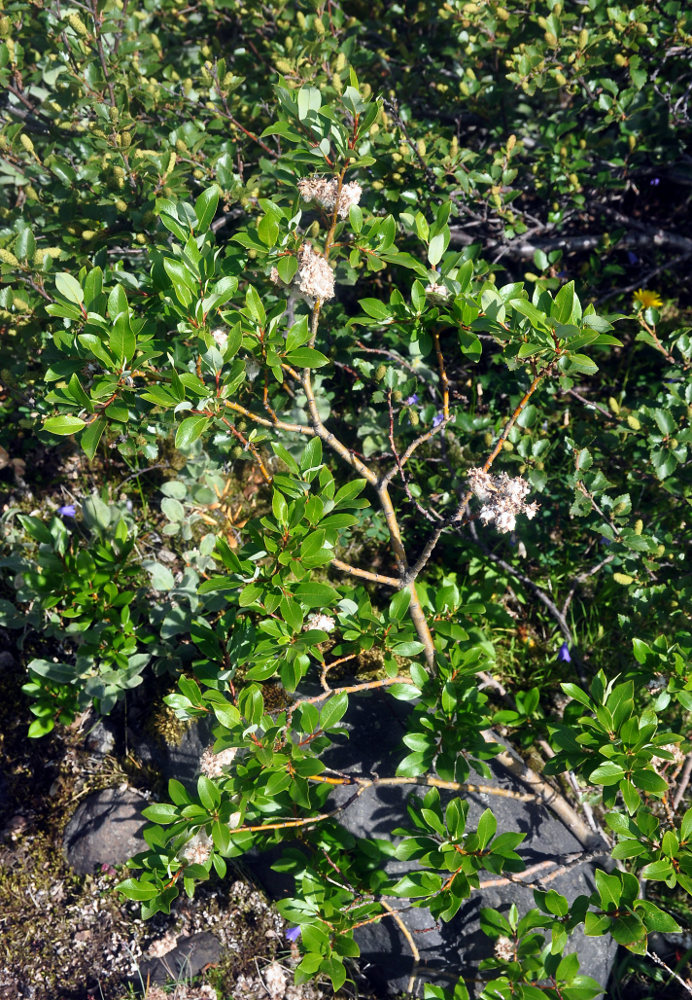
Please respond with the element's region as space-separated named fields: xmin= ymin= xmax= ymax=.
xmin=298 ymin=174 xmax=362 ymax=218
xmin=305 ymin=612 xmax=336 ymax=632
xmin=200 ymin=744 xmax=238 ymax=779
xmin=180 ymin=829 xmax=212 ymax=865
xmin=297 ymin=242 xmax=335 ymax=303
xmin=468 ymin=467 xmax=539 ymax=534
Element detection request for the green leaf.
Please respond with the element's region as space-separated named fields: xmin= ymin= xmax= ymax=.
xmin=81 ymin=416 xmax=107 ymax=460
xmin=176 ymin=415 xmax=210 ymax=450
xmin=589 ymin=762 xmax=627 ymax=785
xmin=194 ymin=186 xmax=220 ymax=232
xmin=631 ymin=768 xmax=668 ymax=796
xmin=110 ymin=310 xmax=136 ymax=365
xmin=277 ymin=255 xmax=298 ymax=284
xmin=117 ymin=878 xmax=160 ymax=900
xmin=286 ymin=347 xmax=329 ymax=368
xmin=639 ymin=859 xmax=674 ymax=880
xmin=294 ymin=581 xmax=339 ymax=608
xmin=320 ymin=692 xmax=349 ymax=731
xmin=148 ymin=562 xmax=175 ymax=591
xmin=197 ymin=774 xmax=220 ymax=811
xmin=635 ymin=900 xmax=681 ymax=933
xmin=55 ymin=272 xmax=84 ymax=305
xmin=43 ymin=414 xmax=86 ymax=436
xmin=142 ymin=802 xmax=180 ymax=824
xmin=476 ymin=808 xmax=497 ymax=850
xmin=258 ymin=211 xmax=279 ymax=248
xmin=428 ymin=231 xmax=448 ymax=267
xmin=297 ymin=86 xmax=322 ymax=120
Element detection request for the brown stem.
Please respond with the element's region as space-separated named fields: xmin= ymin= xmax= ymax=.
xmin=481 ymin=732 xmax=596 ymax=847
xmin=331 ymin=557 xmax=400 ymax=588
xmin=287 ymin=676 xmax=414 ymax=724
xmin=223 ymin=398 xmax=314 ymax=436
xmin=309 ymin=772 xmax=536 ymax=803
xmin=221 ymin=417 xmax=272 ymax=483
xmin=672 ymin=752 xmax=692 ymax=811
xmin=89 ymin=0 xmax=116 ymax=106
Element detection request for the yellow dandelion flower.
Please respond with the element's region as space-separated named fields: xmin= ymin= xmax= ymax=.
xmin=633 ymin=288 xmax=663 ymax=309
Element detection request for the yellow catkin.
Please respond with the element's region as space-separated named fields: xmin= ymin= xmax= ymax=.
xmin=613 ymin=573 xmax=634 ymax=585
xmin=579 ymin=28 xmax=589 ymax=48
xmin=0 ymin=247 xmax=19 ymax=266
xmin=608 ymin=396 xmax=620 ymax=414
xmin=67 ymin=11 xmax=89 ymax=38
xmin=507 ymin=133 xmax=516 ymax=153
xmin=164 ymin=151 xmax=176 ymax=176
xmin=634 ymin=519 xmax=643 ymax=535
xmin=33 ymin=247 xmax=62 ymax=264
xmin=627 ymin=414 xmax=641 ymax=430
xmin=417 ymin=139 xmax=426 ymax=157
xmin=19 ymin=133 xmax=37 ymax=159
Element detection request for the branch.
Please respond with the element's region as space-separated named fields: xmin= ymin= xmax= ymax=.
xmin=331 ymin=557 xmax=400 ymax=588
xmin=223 ymin=398 xmax=315 ymax=436
xmin=89 ymin=0 xmax=116 ymax=107
xmin=646 ymin=950 xmax=692 ymax=998
xmin=481 ymin=733 xmax=598 ymax=847
xmin=673 ymin=752 xmax=692 ymax=811
xmin=310 ymin=771 xmax=537 ymax=803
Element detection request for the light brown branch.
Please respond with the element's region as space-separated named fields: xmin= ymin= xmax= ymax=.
xmin=223 ymin=398 xmax=315 ymax=436
xmin=331 ymin=557 xmax=400 ymax=588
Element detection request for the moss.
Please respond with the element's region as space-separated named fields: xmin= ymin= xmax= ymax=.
xmin=146 ymin=701 xmax=189 ymax=749
xmin=0 ymin=829 xmax=131 ymax=998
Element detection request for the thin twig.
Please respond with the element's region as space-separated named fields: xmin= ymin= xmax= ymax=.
xmin=89 ymin=0 xmax=116 ymax=106
xmin=646 ymin=950 xmax=692 ymax=998
xmin=309 ymin=772 xmax=537 ymax=803
xmin=561 ymin=554 xmax=616 ymax=620
xmin=673 ymin=753 xmax=692 ymax=811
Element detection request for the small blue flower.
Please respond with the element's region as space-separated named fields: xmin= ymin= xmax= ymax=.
xmin=404 ymin=393 xmax=419 ymax=406
xmin=285 ymin=926 xmax=301 ymax=942
xmin=432 ymin=412 xmax=444 ymax=428
xmin=557 ymin=642 xmax=571 ymax=663
xmin=627 ymin=251 xmax=639 ymax=266
xmin=650 ymin=177 xmax=660 ymax=187
xmin=57 ymin=504 xmax=76 ymax=518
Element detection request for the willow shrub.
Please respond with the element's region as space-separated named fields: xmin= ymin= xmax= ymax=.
xmin=1 ymin=2 xmax=691 ymax=997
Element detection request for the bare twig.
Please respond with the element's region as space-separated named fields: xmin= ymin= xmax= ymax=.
xmin=646 ymin=950 xmax=692 ymax=998
xmin=561 ymin=554 xmax=616 ymax=620
xmin=89 ymin=0 xmax=116 ymax=106
xmin=673 ymin=752 xmax=692 ymax=811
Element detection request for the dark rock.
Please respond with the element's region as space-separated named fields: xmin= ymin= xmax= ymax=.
xmin=128 ymin=715 xmax=216 ymax=793
xmin=63 ymin=785 xmax=148 ymax=875
xmin=0 ymin=650 xmax=16 ymax=671
xmin=135 ymin=932 xmax=221 ymax=988
xmin=85 ymin=719 xmax=116 ymax=756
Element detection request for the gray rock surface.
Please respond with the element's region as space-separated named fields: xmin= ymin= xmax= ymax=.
xmin=135 ymin=932 xmax=222 ymax=987
xmin=128 ymin=715 xmax=216 ymax=792
xmin=63 ymin=785 xmax=148 ymax=874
